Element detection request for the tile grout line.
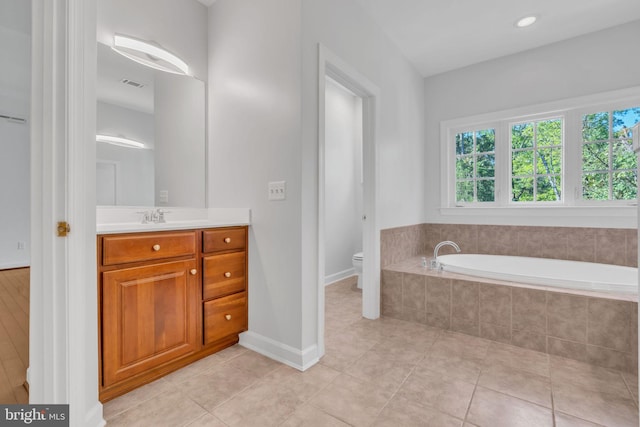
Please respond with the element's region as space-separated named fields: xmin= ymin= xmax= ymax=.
xmin=549 ymin=360 xmax=557 ymax=427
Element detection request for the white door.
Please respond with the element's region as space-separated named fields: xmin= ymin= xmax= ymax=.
xmin=30 ymin=0 xmax=102 ymax=425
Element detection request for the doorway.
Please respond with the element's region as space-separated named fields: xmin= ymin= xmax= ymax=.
xmin=317 ymin=45 xmax=381 ymax=358
xmin=0 ymin=0 xmax=31 ymax=404
xmin=323 ymin=76 xmax=363 ymax=289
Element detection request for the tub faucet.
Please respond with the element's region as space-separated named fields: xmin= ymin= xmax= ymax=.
xmin=430 ymin=240 xmax=461 ymax=270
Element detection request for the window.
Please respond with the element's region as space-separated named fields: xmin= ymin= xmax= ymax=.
xmin=455 ymin=129 xmax=495 ymax=203
xmin=441 ymin=88 xmax=640 ymax=211
xmin=581 ymin=107 xmax=640 ymax=201
xmin=511 ymin=118 xmax=563 ymax=203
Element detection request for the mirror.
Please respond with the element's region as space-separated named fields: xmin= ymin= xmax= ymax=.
xmin=96 ymin=42 xmax=206 ymax=208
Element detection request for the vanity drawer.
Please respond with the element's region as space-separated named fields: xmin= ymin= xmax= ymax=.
xmin=202 ymin=227 xmax=246 ymax=253
xmin=203 ymin=252 xmax=246 ymax=299
xmin=203 ymin=292 xmax=247 ymax=345
xmin=102 ymin=232 xmax=197 ymax=266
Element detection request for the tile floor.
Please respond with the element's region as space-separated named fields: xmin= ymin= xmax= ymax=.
xmin=104 ymin=277 xmax=640 ymax=426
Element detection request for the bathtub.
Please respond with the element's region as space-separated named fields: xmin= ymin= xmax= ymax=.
xmin=437 ymin=254 xmax=638 ymax=294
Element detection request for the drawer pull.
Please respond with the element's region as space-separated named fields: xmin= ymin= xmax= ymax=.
xmin=225 ymin=314 xmax=232 ymax=321
xmin=224 ymin=237 xmax=231 ymax=243
xmin=190 ymin=269 xmax=197 ymax=275
xmin=152 ymin=244 xmax=161 ymax=251
xmin=224 ymin=272 xmax=232 ymax=278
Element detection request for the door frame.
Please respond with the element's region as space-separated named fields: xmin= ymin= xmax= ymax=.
xmin=317 ymin=45 xmax=381 ymax=357
xmin=30 ymin=0 xmax=102 ymax=424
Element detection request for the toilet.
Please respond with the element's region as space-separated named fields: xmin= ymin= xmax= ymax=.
xmin=352 ymin=251 xmax=363 ymax=289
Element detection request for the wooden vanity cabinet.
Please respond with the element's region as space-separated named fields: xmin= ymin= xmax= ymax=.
xmin=98 ymin=226 xmax=248 ymax=402
xmin=202 ymin=227 xmax=248 ymax=346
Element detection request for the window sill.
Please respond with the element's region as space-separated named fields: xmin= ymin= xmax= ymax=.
xmin=440 ymin=205 xmax=637 ymax=219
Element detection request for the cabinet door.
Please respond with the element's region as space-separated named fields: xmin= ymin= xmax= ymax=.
xmin=102 ymin=260 xmax=198 ymax=386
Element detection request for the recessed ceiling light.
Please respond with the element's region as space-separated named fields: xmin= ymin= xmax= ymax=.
xmin=516 ymin=16 xmax=537 ymax=28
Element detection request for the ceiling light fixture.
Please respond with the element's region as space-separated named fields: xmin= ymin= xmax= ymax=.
xmin=96 ymin=134 xmax=146 ymax=149
xmin=112 ymin=34 xmax=189 ymax=75
xmin=516 ymin=15 xmax=537 ymax=28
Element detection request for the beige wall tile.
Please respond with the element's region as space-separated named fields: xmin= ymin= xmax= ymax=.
xmin=451 ymin=280 xmax=479 ymax=336
xmin=625 ymin=229 xmax=638 ymax=268
xmin=547 ymin=293 xmax=587 ymax=343
xmin=587 ymin=299 xmax=632 ymax=352
xmin=480 ymin=323 xmax=511 ymax=344
xmin=511 ymin=329 xmax=547 ymax=353
xmin=439 ymin=224 xmax=478 ymax=254
xmin=478 ymin=225 xmax=519 ymax=256
xmin=586 ymin=345 xmax=635 ymax=373
xmin=381 ymin=270 xmax=402 ymax=309
xmin=398 ymin=307 xmax=427 ymax=325
xmin=403 ymin=273 xmax=426 ymax=311
xmin=517 ymin=227 xmax=567 ymax=259
xmin=479 ymin=283 xmax=511 ymax=327
xmin=424 ymin=224 xmax=442 ymax=256
xmin=381 ymin=303 xmax=402 ymax=320
xmin=566 ymin=228 xmax=596 ymax=263
xmin=595 ymin=229 xmax=628 ymax=266
xmin=512 ymin=288 xmax=546 ymax=334
xmin=426 ymin=276 xmax=451 ymax=329
xmin=547 ymin=337 xmax=588 ymax=363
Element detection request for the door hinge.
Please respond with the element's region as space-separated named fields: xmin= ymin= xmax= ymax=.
xmin=57 ymin=221 xmax=70 ymax=237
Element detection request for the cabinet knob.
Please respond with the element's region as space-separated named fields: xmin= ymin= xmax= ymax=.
xmin=190 ymin=269 xmax=197 ymax=275
xmin=224 ymin=272 xmax=232 ymax=278
xmin=225 ymin=314 xmax=232 ymax=321
xmin=224 ymin=237 xmax=231 ymax=243
xmin=152 ymin=244 xmax=161 ymax=251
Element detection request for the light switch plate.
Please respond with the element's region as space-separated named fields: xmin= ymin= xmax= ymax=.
xmin=159 ymin=190 xmax=169 ymax=203
xmin=268 ymin=181 xmax=286 ymax=201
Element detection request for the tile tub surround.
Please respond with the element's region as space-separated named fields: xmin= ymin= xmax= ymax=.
xmin=382 ymin=259 xmax=638 ymax=374
xmin=380 ymin=223 xmax=638 ymax=268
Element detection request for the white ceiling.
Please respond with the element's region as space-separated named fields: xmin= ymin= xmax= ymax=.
xmin=353 ymin=0 xmax=640 ymax=77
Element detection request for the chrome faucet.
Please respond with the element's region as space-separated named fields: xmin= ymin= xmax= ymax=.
xmin=137 ymin=208 xmax=170 ymax=224
xmin=430 ymin=240 xmax=461 ymax=270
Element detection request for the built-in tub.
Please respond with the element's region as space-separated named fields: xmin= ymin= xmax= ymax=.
xmin=437 ymin=254 xmax=638 ymax=294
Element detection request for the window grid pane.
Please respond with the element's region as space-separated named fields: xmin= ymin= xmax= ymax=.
xmin=455 ymin=129 xmax=495 ymax=203
xmin=510 ymin=118 xmax=563 ymax=202
xmin=581 ymin=107 xmax=639 ymax=201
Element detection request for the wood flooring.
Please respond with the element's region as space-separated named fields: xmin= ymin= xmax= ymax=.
xmin=0 ymin=268 xmax=29 ymax=403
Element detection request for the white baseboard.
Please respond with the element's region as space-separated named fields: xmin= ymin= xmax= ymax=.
xmin=239 ymin=331 xmax=319 ymax=371
xmin=85 ymin=402 xmax=106 ymax=427
xmin=324 ymin=268 xmax=356 ymax=286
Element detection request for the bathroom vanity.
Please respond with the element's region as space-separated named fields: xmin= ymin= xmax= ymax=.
xmin=97 ymin=224 xmax=248 ymax=401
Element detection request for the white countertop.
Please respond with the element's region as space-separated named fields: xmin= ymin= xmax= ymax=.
xmin=97 ymin=207 xmax=251 ymax=234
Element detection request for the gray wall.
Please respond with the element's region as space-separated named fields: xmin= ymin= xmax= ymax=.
xmin=208 ymin=0 xmax=426 ymax=357
xmin=0 ymin=1 xmax=30 ymax=269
